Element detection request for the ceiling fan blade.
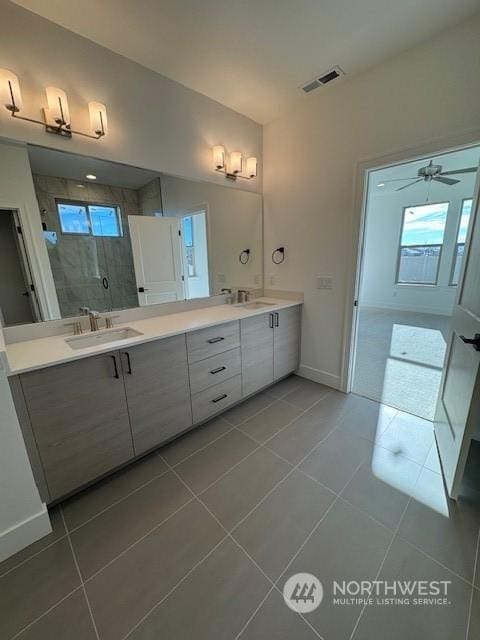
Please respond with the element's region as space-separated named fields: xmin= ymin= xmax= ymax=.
xmin=382 ymin=177 xmax=419 ymax=183
xmin=440 ymin=167 xmax=477 ymax=176
xmin=396 ymin=179 xmax=423 ymax=191
xmin=433 ymin=176 xmax=459 ymax=186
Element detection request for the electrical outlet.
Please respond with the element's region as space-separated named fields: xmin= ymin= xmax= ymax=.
xmin=269 ymin=274 xmax=278 ymax=286
xmin=316 ymin=275 xmax=333 ymax=290
xmin=254 ymin=274 xmax=261 ymax=285
xmin=217 ymin=273 xmax=226 ymax=283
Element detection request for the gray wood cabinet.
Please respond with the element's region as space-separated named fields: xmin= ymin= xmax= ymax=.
xmin=121 ymin=334 xmax=192 ymax=455
xmin=19 ymin=352 xmax=134 ymax=500
xmin=241 ymin=312 xmax=275 ymax=396
xmin=12 ymin=307 xmax=301 ymax=503
xmin=274 ymin=306 xmax=301 ymax=380
xmin=241 ymin=306 xmax=301 ymax=396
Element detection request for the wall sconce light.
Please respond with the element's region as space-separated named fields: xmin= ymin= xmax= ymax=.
xmin=0 ymin=69 xmax=107 ymax=140
xmin=213 ymin=145 xmax=257 ymax=180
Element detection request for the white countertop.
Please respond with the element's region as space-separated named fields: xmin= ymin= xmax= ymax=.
xmin=4 ymin=298 xmax=302 ymax=376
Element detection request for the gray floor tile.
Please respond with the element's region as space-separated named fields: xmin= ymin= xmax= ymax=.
xmin=377 ymin=410 xmax=434 ymax=465
xmin=222 ymin=391 xmax=275 ymax=425
xmin=283 ymin=378 xmax=331 ymax=410
xmin=160 ymin=416 xmax=232 ymax=466
xmin=0 ymin=538 xmax=80 ymax=639
xmin=238 ymin=400 xmax=303 ymax=443
xmin=299 ymin=428 xmax=373 ymax=493
xmin=281 ymin=499 xmax=392 ymax=640
xmin=238 ymin=589 xmax=319 ymax=639
xmin=424 ymin=441 xmax=442 ymax=473
xmin=174 ymin=429 xmax=257 ymax=493
xmin=468 ymin=587 xmax=480 ymax=640
xmin=86 ymin=500 xmax=225 ymax=640
xmin=337 ymin=393 xmax=397 ymax=442
xmin=0 ymin=507 xmax=65 ymax=577
xmin=128 ymin=538 xmax=271 ymax=640
xmin=200 ymin=447 xmax=291 ymax=529
xmin=15 ymin=589 xmax=96 ymax=640
xmin=233 ymin=470 xmax=335 ymax=581
xmin=398 ymin=467 xmax=480 ymax=584
xmin=342 ymin=446 xmax=422 ymax=530
xmin=62 ymin=452 xmax=168 ymax=530
xmin=267 ymin=374 xmax=303 ymax=399
xmin=70 ymin=471 xmax=191 ymax=579
xmin=266 ymin=401 xmax=337 ymax=464
xmin=353 ymin=537 xmax=471 ymax=640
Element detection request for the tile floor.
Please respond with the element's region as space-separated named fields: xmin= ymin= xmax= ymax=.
xmin=352 ymin=307 xmax=451 ymax=420
xmin=2 ymin=375 xmax=480 ymax=640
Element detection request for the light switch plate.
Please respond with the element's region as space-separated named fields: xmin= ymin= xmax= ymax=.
xmin=316 ymin=275 xmax=333 ymax=290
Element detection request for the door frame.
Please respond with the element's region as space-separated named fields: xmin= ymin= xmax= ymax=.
xmin=341 ymin=133 xmax=480 ymax=394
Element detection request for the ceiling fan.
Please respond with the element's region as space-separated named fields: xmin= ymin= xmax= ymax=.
xmin=381 ymin=160 xmax=477 ymax=191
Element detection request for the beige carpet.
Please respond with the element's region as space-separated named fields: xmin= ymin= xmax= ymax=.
xmin=352 ymin=307 xmax=451 ymax=420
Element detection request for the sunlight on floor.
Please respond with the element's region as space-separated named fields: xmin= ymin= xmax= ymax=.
xmin=353 ymin=309 xmax=449 ymax=420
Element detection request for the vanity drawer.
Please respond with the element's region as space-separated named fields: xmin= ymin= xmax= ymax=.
xmin=191 ymin=375 xmax=242 ymax=423
xmin=189 ymin=347 xmax=241 ymax=394
xmin=187 ymin=321 xmax=240 ymax=363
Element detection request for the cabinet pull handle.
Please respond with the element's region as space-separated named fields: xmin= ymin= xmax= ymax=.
xmin=210 ymin=366 xmax=226 ymax=375
xmin=212 ymin=393 xmax=228 ymax=403
xmin=269 ymin=313 xmax=274 ymax=329
xmin=207 ymin=336 xmax=224 ymax=344
xmin=111 ymin=355 xmax=119 ymax=379
xmin=123 ymin=352 xmax=133 ymax=375
xmin=274 ymin=312 xmax=279 ymax=327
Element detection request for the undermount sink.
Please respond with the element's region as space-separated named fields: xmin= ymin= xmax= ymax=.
xmin=240 ymin=301 xmax=277 ymax=310
xmin=65 ymin=327 xmax=144 ymax=350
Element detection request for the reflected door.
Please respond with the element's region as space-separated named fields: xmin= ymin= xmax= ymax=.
xmin=435 ymin=163 xmax=480 ymax=498
xmin=128 ymin=216 xmax=184 ymax=305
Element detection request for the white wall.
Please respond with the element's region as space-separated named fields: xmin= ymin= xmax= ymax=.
xmin=161 ymin=175 xmax=263 ymax=294
xmin=360 ymin=173 xmax=477 ymax=315
xmin=0 ymin=331 xmax=50 ymax=562
xmin=263 ymin=14 xmax=480 ymax=389
xmin=0 ymin=0 xmax=262 ymax=193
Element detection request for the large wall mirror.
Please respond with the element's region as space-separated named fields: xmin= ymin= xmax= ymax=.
xmin=0 ymin=144 xmax=263 ymax=325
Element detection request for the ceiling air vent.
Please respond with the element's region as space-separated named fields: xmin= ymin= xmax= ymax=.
xmin=301 ymin=66 xmax=345 ymax=93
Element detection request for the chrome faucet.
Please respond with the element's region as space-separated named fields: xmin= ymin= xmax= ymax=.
xmin=79 ymin=307 xmax=101 ymax=332
xmin=237 ymin=289 xmax=249 ymax=303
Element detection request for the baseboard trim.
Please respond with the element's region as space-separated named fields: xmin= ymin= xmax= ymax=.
xmin=296 ymin=365 xmax=341 ymax=390
xmin=0 ymin=504 xmax=51 ymax=563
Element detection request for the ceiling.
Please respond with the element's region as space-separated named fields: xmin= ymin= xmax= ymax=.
xmin=28 ymin=145 xmax=159 ymax=189
xmin=12 ymin=0 xmax=480 ymax=124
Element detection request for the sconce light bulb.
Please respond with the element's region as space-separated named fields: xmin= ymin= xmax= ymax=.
xmin=45 ymin=87 xmax=71 ymax=127
xmin=88 ymin=101 xmax=108 ymax=137
xmin=0 ymin=69 xmax=23 ymax=112
xmin=246 ymin=157 xmax=257 ymax=179
xmin=230 ymin=151 xmax=243 ymax=175
xmin=213 ymin=145 xmax=225 ymax=170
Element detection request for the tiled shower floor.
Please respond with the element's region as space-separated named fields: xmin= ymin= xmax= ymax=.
xmin=1 ymin=376 xmax=480 ymax=639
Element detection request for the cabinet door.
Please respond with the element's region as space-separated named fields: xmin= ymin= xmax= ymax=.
xmin=20 ymin=352 xmax=133 ymax=500
xmin=274 ymin=306 xmax=301 ymax=380
xmin=122 ymin=334 xmax=192 ymax=454
xmin=241 ymin=312 xmax=274 ymax=396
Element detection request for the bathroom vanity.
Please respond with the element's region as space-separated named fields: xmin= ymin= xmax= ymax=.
xmin=7 ymin=299 xmax=302 ymax=503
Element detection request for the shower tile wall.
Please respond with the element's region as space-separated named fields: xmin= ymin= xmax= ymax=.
xmin=33 ymin=175 xmax=140 ymax=318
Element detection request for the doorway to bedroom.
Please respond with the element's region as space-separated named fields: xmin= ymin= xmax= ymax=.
xmin=351 ymin=145 xmax=479 ymax=420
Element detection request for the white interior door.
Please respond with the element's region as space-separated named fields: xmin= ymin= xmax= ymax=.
xmin=128 ymin=216 xmax=184 ymax=306
xmin=435 ymin=162 xmax=480 ymax=498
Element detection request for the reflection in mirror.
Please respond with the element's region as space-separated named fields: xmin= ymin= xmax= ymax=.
xmin=0 ymin=143 xmax=263 ymax=325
